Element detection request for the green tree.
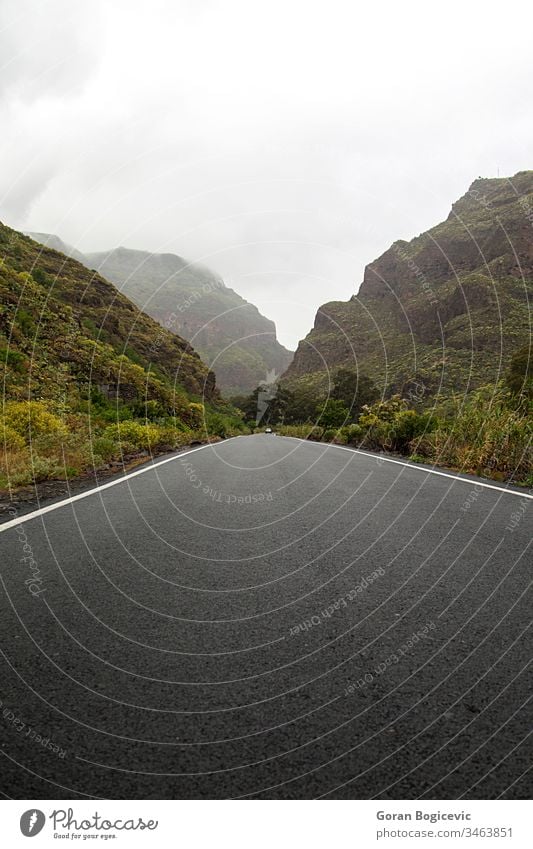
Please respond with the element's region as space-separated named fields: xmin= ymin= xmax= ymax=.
xmin=317 ymin=398 xmax=350 ymax=429
xmin=281 ymin=387 xmax=320 ymax=424
xmin=332 ymin=368 xmax=377 ymax=421
xmin=228 ymin=390 xmax=260 ymax=424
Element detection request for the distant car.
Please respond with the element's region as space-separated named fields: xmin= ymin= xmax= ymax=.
xmin=265 ymin=427 xmax=272 ymax=434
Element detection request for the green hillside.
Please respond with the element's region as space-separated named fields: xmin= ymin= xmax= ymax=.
xmin=284 ymin=171 xmax=533 ymax=402
xmin=0 ymin=224 xmax=244 ymax=490
xmin=270 ymin=173 xmax=532 ymax=484
xmin=59 ymin=244 xmax=293 ymax=396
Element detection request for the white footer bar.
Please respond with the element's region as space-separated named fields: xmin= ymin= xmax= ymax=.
xmin=2 ymin=799 xmax=531 ymax=848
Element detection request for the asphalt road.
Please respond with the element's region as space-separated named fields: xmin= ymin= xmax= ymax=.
xmin=0 ymin=434 xmax=531 ymax=799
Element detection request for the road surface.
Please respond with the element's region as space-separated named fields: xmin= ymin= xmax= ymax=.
xmin=0 ymin=435 xmax=531 ymax=799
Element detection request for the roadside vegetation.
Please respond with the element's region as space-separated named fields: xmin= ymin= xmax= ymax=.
xmin=1 ymin=222 xmax=530 ymax=491
xmin=0 ymin=396 xmax=247 ymax=490
xmin=239 ymin=354 xmax=532 ymax=486
xmin=0 ymin=223 xmax=247 ymax=493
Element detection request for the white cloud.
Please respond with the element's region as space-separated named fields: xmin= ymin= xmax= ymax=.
xmin=1 ymin=0 xmax=532 ymax=347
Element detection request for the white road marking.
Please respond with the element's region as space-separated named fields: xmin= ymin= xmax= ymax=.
xmin=1 ymin=434 xmax=530 ymax=534
xmin=281 ymin=436 xmax=533 ymax=500
xmin=0 ymin=440 xmax=232 ymax=533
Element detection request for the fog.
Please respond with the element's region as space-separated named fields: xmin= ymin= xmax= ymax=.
xmin=1 ymin=0 xmax=532 ymax=348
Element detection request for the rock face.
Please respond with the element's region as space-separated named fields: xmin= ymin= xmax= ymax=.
xmin=85 ymin=247 xmax=292 ymax=396
xmin=283 ymin=171 xmax=533 ymax=401
xmin=4 ymin=224 xmax=217 ymax=405
xmin=60 ymin=245 xmax=292 ymax=397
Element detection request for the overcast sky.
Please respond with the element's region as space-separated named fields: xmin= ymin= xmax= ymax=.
xmin=1 ymin=0 xmax=532 ymax=349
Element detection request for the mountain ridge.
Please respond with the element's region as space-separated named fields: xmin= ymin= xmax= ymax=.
xmin=4 ymin=224 xmax=218 ymax=405
xmin=28 ymin=235 xmax=293 ymax=396
xmin=283 ymin=171 xmax=533 ymax=401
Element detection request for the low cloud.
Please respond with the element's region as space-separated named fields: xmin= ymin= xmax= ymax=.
xmin=1 ymin=0 xmax=532 ymax=347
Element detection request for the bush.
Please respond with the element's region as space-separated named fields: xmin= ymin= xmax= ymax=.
xmin=30 ymin=455 xmax=64 ymax=483
xmin=342 ymin=424 xmax=364 ymax=445
xmin=31 ymin=267 xmax=50 ymax=286
xmin=275 ymin=424 xmax=309 ymax=439
xmin=205 ymin=412 xmax=227 ymax=438
xmin=152 ymin=427 xmax=193 ymax=450
xmin=185 ymin=402 xmax=205 ymax=429
xmin=103 ymin=421 xmax=162 ymax=452
xmin=415 ymin=388 xmax=532 ymax=480
xmin=388 ymin=409 xmax=435 ymax=452
xmin=506 ymin=344 xmax=532 ymax=399
xmin=356 ymin=397 xmax=435 ymax=452
xmin=2 ymin=452 xmax=67 ymax=486
xmin=2 ymin=400 xmax=68 ymax=442
xmin=1 ymin=423 xmax=26 ymax=450
xmin=137 ymin=399 xmax=165 ymax=421
xmin=92 ymin=437 xmax=118 ymax=462
xmin=317 ymin=398 xmax=350 ymax=429
xmin=0 ymin=447 xmax=30 ymax=488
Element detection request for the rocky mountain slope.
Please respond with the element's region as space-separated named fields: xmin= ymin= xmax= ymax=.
xmin=30 ymin=237 xmax=293 ymax=396
xmin=2 ymin=225 xmax=217 ymax=409
xmin=26 ymin=232 xmax=87 ymax=265
xmin=283 ymin=171 xmax=533 ymax=403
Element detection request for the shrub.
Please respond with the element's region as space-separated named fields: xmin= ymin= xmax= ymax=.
xmin=274 ymin=424 xmax=311 ymax=439
xmin=31 ymin=267 xmax=50 ymax=286
xmin=137 ymin=399 xmax=165 ymax=421
xmin=104 ymin=421 xmax=161 ymax=452
xmin=2 ymin=400 xmax=68 ymax=442
xmin=506 ymin=344 xmax=532 ymax=399
xmin=414 ymin=387 xmax=532 ymax=481
xmin=185 ymin=402 xmax=205 ymax=429
xmin=1 ymin=424 xmax=26 ymax=451
xmin=359 ymin=395 xmax=408 ymax=425
xmin=332 ymin=429 xmax=348 ymax=444
xmin=150 ymin=427 xmax=192 ymax=450
xmin=205 ymin=412 xmax=227 ymax=438
xmin=342 ymin=424 xmax=364 ymax=445
xmin=92 ymin=437 xmax=118 ymax=462
xmin=1 ymin=452 xmax=67 ymax=485
xmin=0 ymin=447 xmax=31 ymax=488
xmin=317 ymin=398 xmax=350 ymax=429
xmin=388 ymin=409 xmax=435 ymax=452
xmin=355 ymin=397 xmax=435 ymax=453
xmin=30 ymin=455 xmax=64 ymax=483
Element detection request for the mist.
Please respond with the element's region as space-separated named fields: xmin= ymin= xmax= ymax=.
xmin=1 ymin=0 xmax=532 ymax=348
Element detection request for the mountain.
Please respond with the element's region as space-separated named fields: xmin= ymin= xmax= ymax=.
xmin=2 ymin=224 xmax=217 ymax=408
xmin=283 ymin=171 xmax=533 ymax=402
xmin=83 ymin=247 xmax=293 ymax=396
xmin=26 ymin=232 xmax=87 ymax=265
xmin=28 ymin=237 xmax=293 ymax=396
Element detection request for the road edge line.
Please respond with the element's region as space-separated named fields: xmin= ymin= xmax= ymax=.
xmin=279 ymin=436 xmax=533 ymax=500
xmin=0 ymin=439 xmax=236 ymax=532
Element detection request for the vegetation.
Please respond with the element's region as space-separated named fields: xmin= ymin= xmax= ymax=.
xmin=272 ymin=174 xmax=533 ymax=486
xmin=330 ymin=368 xmax=377 ymax=418
xmin=231 ymin=367 xmax=379 ymax=429
xmin=506 ymin=343 xmax=533 ymax=400
xmin=275 ymin=385 xmax=532 ymax=486
xmin=28 ymin=239 xmax=293 ymax=396
xmin=0 ymin=223 xmax=246 ymax=491
xmin=284 ymin=172 xmax=533 ymax=405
